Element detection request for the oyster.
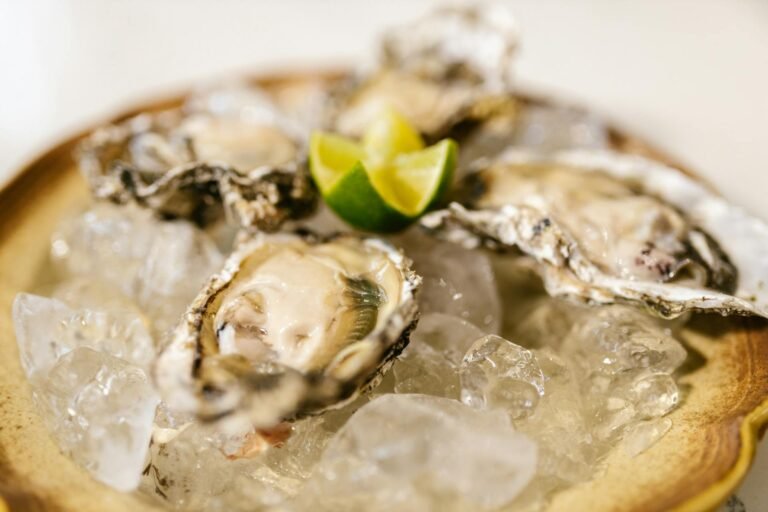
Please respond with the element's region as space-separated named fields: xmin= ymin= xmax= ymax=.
xmin=330 ymin=4 xmax=519 ymax=140
xmin=155 ymin=232 xmax=420 ymax=426
xmin=422 ymin=149 xmax=768 ymax=318
xmin=78 ymin=83 xmax=317 ymax=230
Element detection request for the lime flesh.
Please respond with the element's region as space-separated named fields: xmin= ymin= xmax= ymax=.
xmin=309 ymin=108 xmax=457 ymax=232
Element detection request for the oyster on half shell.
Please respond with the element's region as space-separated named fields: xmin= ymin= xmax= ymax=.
xmin=78 ymin=84 xmax=317 ymax=230
xmin=330 ymin=4 xmax=519 ymax=140
xmin=155 ymin=232 xmax=420 ymax=427
xmin=422 ymin=149 xmax=768 ymax=318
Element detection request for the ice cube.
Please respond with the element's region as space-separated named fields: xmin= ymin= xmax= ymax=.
xmin=137 ymin=220 xmax=224 ymax=332
xmin=51 ymin=204 xmax=223 ymax=333
xmin=460 ymin=335 xmax=545 ymax=419
xmin=306 ymin=394 xmax=536 ymax=509
xmin=628 ymin=372 xmax=680 ymax=418
xmin=622 ymin=417 xmax=673 ymax=457
xmin=51 ymin=277 xmax=144 ymax=318
xmin=508 ymin=296 xmax=585 ymax=349
xmin=13 ymin=293 xmax=155 ymax=375
xmin=142 ymin=421 xmax=293 ymax=510
xmin=393 ymin=343 xmax=460 ymax=398
xmin=565 ymin=306 xmax=687 ymax=375
xmin=263 ymin=417 xmax=333 ymax=482
xmin=512 ymin=105 xmax=608 ymax=153
xmin=394 ymin=313 xmax=485 ymax=397
xmin=34 ymin=348 xmax=158 ymax=491
xmin=142 ymin=414 xmax=334 ymax=511
xmin=516 ymin=348 xmax=594 ymax=490
xmin=409 ymin=313 xmax=486 ymax=365
xmin=552 ymin=306 xmax=684 ymax=449
xmin=51 ymin=204 xmax=154 ymax=290
xmin=395 ymin=230 xmax=501 ymax=332
xmin=142 ymin=423 xmax=236 ymax=509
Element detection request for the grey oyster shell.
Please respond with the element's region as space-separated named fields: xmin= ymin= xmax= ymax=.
xmin=422 ymin=149 xmax=768 ymax=318
xmin=155 ymin=232 xmax=420 ymax=426
xmin=379 ymin=3 xmax=518 ymax=91
xmin=329 ymin=4 xmax=519 ymax=140
xmin=78 ymin=85 xmax=317 ymax=230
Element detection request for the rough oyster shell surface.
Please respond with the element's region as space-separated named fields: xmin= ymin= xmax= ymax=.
xmin=423 ymin=149 xmax=768 ymax=318
xmin=155 ymin=232 xmax=420 ymax=427
xmin=379 ymin=3 xmax=518 ymax=90
xmin=78 ymin=84 xmax=317 ymax=230
xmin=330 ymin=4 xmax=519 ymax=140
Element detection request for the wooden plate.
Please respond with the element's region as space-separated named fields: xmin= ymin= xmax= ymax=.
xmin=0 ymin=70 xmax=766 ymax=512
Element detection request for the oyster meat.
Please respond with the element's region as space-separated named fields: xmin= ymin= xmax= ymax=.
xmin=423 ymin=149 xmax=768 ymax=318
xmin=78 ymin=83 xmax=317 ymax=230
xmin=155 ymin=232 xmax=420 ymax=427
xmin=329 ymin=4 xmax=519 ymax=140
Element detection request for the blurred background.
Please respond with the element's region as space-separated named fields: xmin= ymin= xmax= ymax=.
xmin=0 ymin=0 xmax=766 ymax=508
xmin=1 ymin=0 xmax=767 ymax=215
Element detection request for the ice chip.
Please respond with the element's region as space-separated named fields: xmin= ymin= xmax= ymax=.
xmin=460 ymin=104 xmax=608 ymax=169
xmin=137 ymin=220 xmax=224 ymax=329
xmin=629 ymin=372 xmax=680 ymax=418
xmin=142 ymin=423 xmax=236 ymax=509
xmin=409 ymin=313 xmax=486 ymax=365
xmin=13 ymin=293 xmax=155 ymax=375
xmin=566 ymin=306 xmax=687 ymax=375
xmin=51 ymin=278 xmax=144 ymax=317
xmin=34 ymin=348 xmax=159 ymax=491
xmin=622 ymin=417 xmax=673 ymax=457
xmin=393 ymin=342 xmax=460 ymax=398
xmin=394 ymin=313 xmax=485 ymax=397
xmin=460 ymin=335 xmax=545 ymax=419
xmin=51 ymin=204 xmax=223 ymax=332
xmin=512 ymin=105 xmax=608 ymax=153
xmin=396 ymin=230 xmax=501 ymax=332
xmin=515 ymin=348 xmax=595 ymax=491
xmin=508 ymin=296 xmax=583 ymax=349
xmin=141 ymin=415 xmax=333 ymax=511
xmin=308 ymin=394 xmax=536 ymax=509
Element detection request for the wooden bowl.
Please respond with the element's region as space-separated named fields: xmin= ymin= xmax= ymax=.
xmin=0 ymin=70 xmax=766 ymax=512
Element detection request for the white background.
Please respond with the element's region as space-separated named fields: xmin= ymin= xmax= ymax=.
xmin=0 ymin=0 xmax=767 ymax=508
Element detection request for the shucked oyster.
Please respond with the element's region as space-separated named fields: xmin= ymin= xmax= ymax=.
xmin=155 ymin=232 xmax=420 ymax=426
xmin=78 ymin=84 xmax=317 ymax=230
xmin=423 ymin=149 xmax=768 ymax=318
xmin=330 ymin=4 xmax=519 ymax=140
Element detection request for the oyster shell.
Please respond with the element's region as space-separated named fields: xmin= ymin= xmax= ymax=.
xmin=78 ymin=84 xmax=317 ymax=230
xmin=155 ymin=232 xmax=420 ymax=426
xmin=422 ymin=149 xmax=768 ymax=318
xmin=330 ymin=4 xmax=519 ymax=140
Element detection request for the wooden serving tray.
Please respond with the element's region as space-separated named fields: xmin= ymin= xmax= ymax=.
xmin=0 ymin=70 xmax=766 ymax=512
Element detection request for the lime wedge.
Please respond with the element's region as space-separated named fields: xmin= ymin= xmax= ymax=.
xmin=309 ymin=110 xmax=457 ymax=233
xmin=362 ymin=107 xmax=424 ymax=161
xmin=309 ymin=133 xmax=366 ymax=193
xmin=369 ymin=139 xmax=457 ymax=216
xmin=322 ymin=161 xmax=413 ymax=233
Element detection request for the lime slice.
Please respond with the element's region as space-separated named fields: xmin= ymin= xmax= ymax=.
xmin=369 ymin=139 xmax=457 ymax=216
xmin=309 ymin=133 xmax=366 ymax=194
xmin=362 ymin=107 xmax=424 ymax=161
xmin=322 ymin=161 xmax=413 ymax=233
xmin=309 ymin=110 xmax=457 ymax=233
